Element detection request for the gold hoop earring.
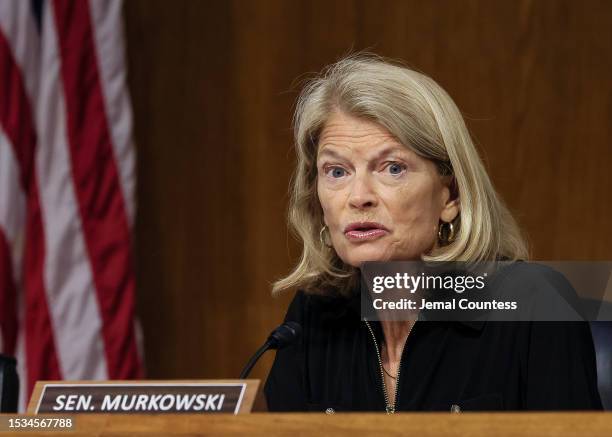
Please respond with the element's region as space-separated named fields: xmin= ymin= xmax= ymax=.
xmin=319 ymin=225 xmax=333 ymax=248
xmin=438 ymin=221 xmax=456 ymax=245
xmin=448 ymin=222 xmax=455 ymax=242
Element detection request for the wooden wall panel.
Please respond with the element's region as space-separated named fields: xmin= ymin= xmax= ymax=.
xmin=123 ymin=0 xmax=612 ymax=380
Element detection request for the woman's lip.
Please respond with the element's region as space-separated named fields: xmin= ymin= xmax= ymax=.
xmin=344 ymin=229 xmax=389 ymax=241
xmin=344 ymin=222 xmax=389 ymax=232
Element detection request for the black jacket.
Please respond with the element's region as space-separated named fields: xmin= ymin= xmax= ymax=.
xmin=264 ymin=278 xmax=603 ymax=412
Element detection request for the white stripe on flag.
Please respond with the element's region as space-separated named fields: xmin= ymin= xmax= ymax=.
xmin=14 ymin=308 xmax=25 ymax=412
xmin=0 ymin=0 xmax=39 ymax=412
xmin=36 ymin=4 xmax=108 ymax=380
xmin=0 ymin=0 xmax=36 ymax=298
xmin=88 ymin=0 xmax=136 ymax=226
xmin=0 ymin=127 xmax=24 ymax=383
xmin=0 ymin=126 xmax=26 ymax=291
xmin=0 ymin=0 xmax=40 ymax=103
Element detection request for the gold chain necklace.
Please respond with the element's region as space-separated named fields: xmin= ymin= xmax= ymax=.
xmin=381 ymin=343 xmax=397 ymax=379
xmin=382 ymin=364 xmax=397 ymax=379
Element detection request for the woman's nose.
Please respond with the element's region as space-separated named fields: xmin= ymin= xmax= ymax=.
xmin=348 ymin=173 xmax=378 ymax=209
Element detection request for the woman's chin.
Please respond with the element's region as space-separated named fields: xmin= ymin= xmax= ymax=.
xmin=341 ymin=250 xmax=392 ymax=267
xmin=340 ymin=248 xmax=422 ymax=267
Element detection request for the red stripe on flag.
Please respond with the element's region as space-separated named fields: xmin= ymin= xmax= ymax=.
xmin=22 ymin=193 xmax=62 ymax=394
xmin=0 ymin=32 xmax=34 ymax=192
xmin=0 ymin=27 xmax=62 ymax=392
xmin=52 ymin=0 xmax=142 ymax=378
xmin=0 ymin=228 xmax=17 ymax=354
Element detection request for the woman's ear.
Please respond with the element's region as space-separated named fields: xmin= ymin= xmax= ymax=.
xmin=440 ymin=198 xmax=460 ymax=223
xmin=440 ymin=176 xmax=460 ymax=223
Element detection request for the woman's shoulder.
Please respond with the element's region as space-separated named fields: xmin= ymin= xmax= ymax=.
xmin=490 ymin=261 xmax=583 ymax=319
xmin=282 ymin=288 xmax=360 ymax=326
xmin=492 ymin=261 xmax=574 ymax=293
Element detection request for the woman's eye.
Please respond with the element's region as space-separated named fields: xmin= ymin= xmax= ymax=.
xmin=325 ymin=166 xmax=347 ymax=178
xmin=386 ymin=162 xmax=406 ymax=175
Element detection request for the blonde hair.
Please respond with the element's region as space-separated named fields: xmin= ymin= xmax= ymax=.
xmin=273 ymin=54 xmax=528 ymax=296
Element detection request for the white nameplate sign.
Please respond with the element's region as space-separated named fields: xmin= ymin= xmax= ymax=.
xmin=27 ymin=380 xmax=259 ymax=414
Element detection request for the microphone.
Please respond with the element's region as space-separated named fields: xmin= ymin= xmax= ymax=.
xmin=239 ymin=321 xmax=302 ymax=379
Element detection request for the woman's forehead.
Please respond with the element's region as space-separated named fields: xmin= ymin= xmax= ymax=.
xmin=317 ymin=143 xmax=412 ymax=162
xmin=319 ymin=111 xmax=392 ymax=140
xmin=317 ymin=112 xmax=408 ymax=158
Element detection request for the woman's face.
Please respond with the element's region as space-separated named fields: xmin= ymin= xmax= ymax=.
xmin=316 ymin=111 xmax=459 ymax=267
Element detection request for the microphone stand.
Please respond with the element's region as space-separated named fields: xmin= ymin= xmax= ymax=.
xmin=239 ymin=341 xmax=272 ymax=379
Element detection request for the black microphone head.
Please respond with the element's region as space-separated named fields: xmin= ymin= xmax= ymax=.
xmin=268 ymin=321 xmax=302 ymax=349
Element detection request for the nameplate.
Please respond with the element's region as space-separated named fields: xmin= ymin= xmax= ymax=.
xmin=27 ymin=380 xmax=259 ymax=414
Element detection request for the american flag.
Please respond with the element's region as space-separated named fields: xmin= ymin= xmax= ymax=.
xmin=0 ymin=0 xmax=143 ymax=409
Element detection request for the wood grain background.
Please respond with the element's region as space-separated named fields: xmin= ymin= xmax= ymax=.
xmin=122 ymin=0 xmax=612 ymax=381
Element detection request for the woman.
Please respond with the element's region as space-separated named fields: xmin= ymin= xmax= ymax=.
xmin=264 ymin=54 xmax=602 ymax=412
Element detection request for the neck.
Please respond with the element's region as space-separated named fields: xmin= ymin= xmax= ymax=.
xmin=380 ymin=320 xmax=414 ymax=363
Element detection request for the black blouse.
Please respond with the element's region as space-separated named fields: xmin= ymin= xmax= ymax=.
xmin=264 ymin=268 xmax=603 ymax=412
